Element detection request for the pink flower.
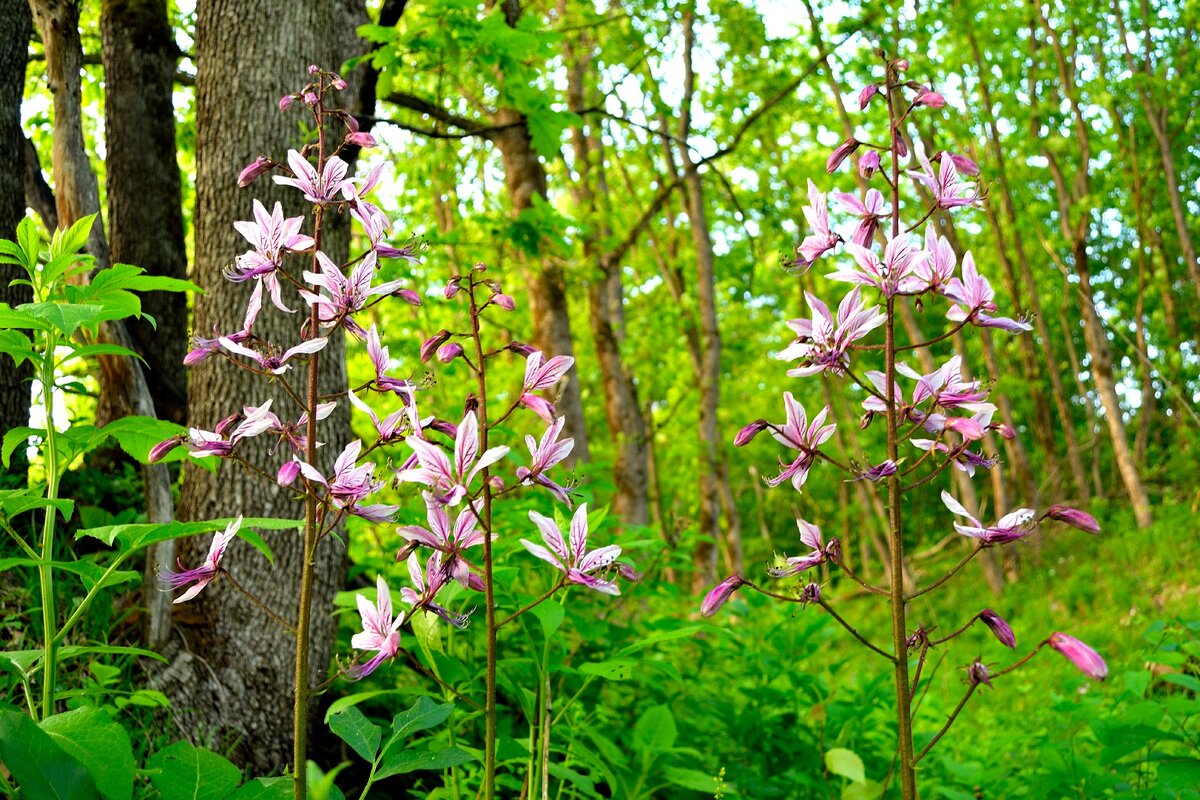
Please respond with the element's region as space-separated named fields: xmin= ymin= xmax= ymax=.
xmin=396 ymin=410 xmax=510 ymax=505
xmin=768 ymin=519 xmax=832 ymax=577
xmin=790 ymin=180 xmax=842 ymax=272
xmin=1045 ymin=505 xmax=1100 ymax=534
xmin=516 ymin=416 xmax=576 ymax=506
xmin=218 ymin=334 xmax=329 ymax=375
xmin=777 ymin=288 xmax=885 ymax=377
xmin=764 ymin=393 xmax=837 ymax=491
xmin=520 ymin=351 xmax=574 ymax=424
xmin=237 ymin=156 xmax=272 ymax=188
xmin=858 ymin=149 xmax=881 ymax=179
xmin=397 ymin=495 xmax=492 ymax=591
xmin=272 ymin=149 xmax=354 ymax=204
xmin=159 ymin=517 xmax=241 ymax=603
xmin=915 ymin=225 xmax=957 ymax=294
xmin=185 ymin=282 xmax=264 ymax=366
xmin=832 ymin=235 xmax=927 ymax=296
xmin=826 ymin=137 xmax=860 ymax=173
xmin=944 ymin=252 xmax=1032 ymax=333
xmin=366 ymin=324 xmax=416 ymax=397
xmin=909 ymin=148 xmax=978 ymax=209
xmin=858 ymin=84 xmax=880 ymax=110
xmin=832 ymin=188 xmax=889 ymax=246
xmin=227 ymin=200 xmax=315 ymax=313
xmin=942 ymin=491 xmax=1037 ymax=544
xmin=400 ymin=552 xmax=471 ymax=628
xmin=521 ymin=503 xmax=622 ymax=595
xmin=1048 ymin=632 xmax=1107 ymax=681
xmin=348 ymin=576 xmax=403 ymax=679
xmin=734 ymin=419 xmax=770 ymax=447
xmin=701 ymin=575 xmax=747 ymax=617
xmin=916 ymin=90 xmax=947 ymax=108
xmin=344 ymin=131 xmax=377 ymax=148
xmin=979 ymin=609 xmax=1016 ymax=649
xmin=299 ymin=250 xmax=406 ymax=337
xmin=296 ymin=440 xmax=398 ymax=522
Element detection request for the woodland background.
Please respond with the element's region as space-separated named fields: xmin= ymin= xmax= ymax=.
xmin=1 ymin=0 xmax=1198 ymax=797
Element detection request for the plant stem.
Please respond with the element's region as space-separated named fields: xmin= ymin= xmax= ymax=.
xmin=884 ymin=55 xmax=919 ymax=800
xmin=38 ymin=330 xmax=60 ymax=720
xmin=294 ymin=90 xmax=329 ymax=800
xmin=467 ymin=275 xmax=499 ymax=799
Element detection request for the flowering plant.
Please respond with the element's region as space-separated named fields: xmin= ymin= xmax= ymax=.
xmin=153 ymin=66 xmax=632 ymax=800
xmin=703 ymin=55 xmax=1105 ymax=800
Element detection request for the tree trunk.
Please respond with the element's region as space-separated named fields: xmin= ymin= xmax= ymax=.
xmin=0 ymin=0 xmax=32 ymax=458
xmin=564 ymin=32 xmax=648 ymax=524
xmin=163 ymin=0 xmax=361 ymax=771
xmin=101 ymin=0 xmax=189 ymax=426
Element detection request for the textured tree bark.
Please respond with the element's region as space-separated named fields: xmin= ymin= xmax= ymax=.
xmin=564 ymin=31 xmax=649 ymax=525
xmin=101 ymin=0 xmax=189 ymax=426
xmin=1 ymin=0 xmax=32 ymax=454
xmin=161 ymin=0 xmax=362 ymax=771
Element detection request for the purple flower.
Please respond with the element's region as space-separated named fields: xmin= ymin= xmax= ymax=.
xmin=344 ymin=131 xmax=377 ymax=148
xmin=279 ymin=94 xmax=295 ymax=112
xmin=420 ymin=330 xmax=453 ymax=363
xmin=967 ymin=660 xmax=991 ymax=687
xmin=791 ymin=180 xmax=842 ymax=272
xmin=935 ymin=150 xmax=980 ymax=176
xmin=826 ymin=137 xmax=860 ymax=173
xmin=909 ymin=148 xmax=978 ymax=209
xmin=185 ymin=283 xmax=264 ymax=366
xmin=437 ymin=343 xmax=464 ymax=363
xmin=832 ymin=235 xmax=927 ymax=296
xmin=366 ymin=324 xmax=416 ymax=397
xmin=348 ymin=390 xmax=409 ymax=444
xmin=228 ymin=199 xmax=315 ymax=313
xmin=1048 ymin=632 xmax=1107 ymax=681
xmin=858 ymin=150 xmax=881 ymax=179
xmin=299 ymin=250 xmax=406 ymax=337
xmin=218 ymin=334 xmax=329 ymax=375
xmin=147 ymin=436 xmax=183 ymax=463
xmin=520 ymin=351 xmax=574 ymax=424
xmin=521 ymin=503 xmax=622 ymax=595
xmin=159 ymin=517 xmax=241 ymax=603
xmin=768 ymin=519 xmax=829 ymax=577
xmin=832 ymin=188 xmax=889 ymax=246
xmin=916 ymin=90 xmax=947 ymax=109
xmin=348 ymin=575 xmax=403 ymax=679
xmin=1045 ymin=505 xmax=1100 ymax=534
xmin=237 ymin=156 xmax=272 ymax=188
xmin=297 ymin=440 xmax=398 ymax=522
xmin=701 ymin=575 xmax=747 ymax=617
xmin=396 ymin=410 xmax=510 ymax=505
xmin=778 ymin=288 xmax=885 ymax=377
xmin=852 ymin=459 xmax=897 ymax=482
xmin=942 ymin=491 xmax=1037 ymax=544
xmin=397 ymin=494 xmax=492 ymax=591
xmin=492 ymin=293 xmax=515 ymax=311
xmin=915 ymin=225 xmax=957 ymax=294
xmin=272 ymin=149 xmax=354 ymax=204
xmin=516 ymin=416 xmax=576 ymax=506
xmin=277 ymin=459 xmax=301 ymax=486
xmin=764 ymin=393 xmax=837 ymax=491
xmin=400 ymin=552 xmax=471 ymax=628
xmin=734 ymin=419 xmax=770 ymax=447
xmin=858 ymin=84 xmax=880 ymax=110
xmin=944 ymin=252 xmax=1031 ymax=333
xmin=979 ymin=609 xmax=1016 ymax=649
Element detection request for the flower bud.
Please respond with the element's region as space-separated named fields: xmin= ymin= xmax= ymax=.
xmin=148 ymin=436 xmax=183 ymax=463
xmin=616 ymin=562 xmax=642 ymax=582
xmin=279 ymin=94 xmax=295 ymax=112
xmin=237 ymin=156 xmax=272 ymax=188
xmin=395 ymin=540 xmax=420 ymax=563
xmin=472 ymin=261 xmax=488 ymax=272
xmin=939 ymin=150 xmax=980 ymax=176
xmin=1048 ymin=632 xmax=1107 ymax=681
xmin=860 ymin=411 xmax=875 ymax=430
xmin=303 ymin=92 xmax=318 ymax=106
xmin=396 ymin=289 xmax=422 ymax=306
xmin=344 ymin=115 xmax=360 ymax=133
xmin=344 ymin=131 xmax=377 ymax=149
xmin=444 ymin=281 xmax=461 ymax=299
xmin=826 ymin=137 xmax=860 ymax=174
xmin=893 ymin=58 xmax=910 ymax=71
xmin=506 ymin=341 xmax=536 ymax=358
xmin=734 ymin=419 xmax=769 ymax=447
xmin=858 ymin=150 xmax=881 ymax=179
xmin=858 ymin=84 xmax=879 ymax=110
xmin=992 ymin=422 xmax=1017 ymax=440
xmin=701 ymin=575 xmax=747 ymax=617
xmin=428 ymin=419 xmax=458 ymax=439
xmin=1045 ymin=505 xmax=1100 ymax=534
xmin=308 ymin=64 xmax=320 ymax=75
xmin=488 ymin=475 xmax=505 ymax=491
xmin=492 ymin=293 xmax=515 ymax=311
xmin=967 ymin=660 xmax=991 ymax=687
xmin=916 ymin=90 xmax=947 ymax=109
xmin=214 ymin=412 xmax=241 ymax=437
xmin=895 ymin=137 xmax=908 ymax=158
xmin=332 ymin=77 xmax=348 ymax=90
xmin=420 ymin=330 xmax=452 ymax=363
xmin=979 ymin=609 xmax=1016 ymax=649
xmin=823 ymin=537 xmax=842 ymax=562
xmin=277 ymin=459 xmax=301 ymax=487
xmin=437 ymin=343 xmax=464 ymax=363
xmin=856 ymin=459 xmax=897 ymax=482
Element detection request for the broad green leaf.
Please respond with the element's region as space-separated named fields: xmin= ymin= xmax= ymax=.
xmin=76 ymin=517 xmax=289 ymax=564
xmin=633 ymin=704 xmax=677 ymax=752
xmin=18 ymin=302 xmax=106 ymax=337
xmin=0 ymin=646 xmax=166 ymax=676
xmin=98 ymin=415 xmax=187 ymax=464
xmin=388 ymin=697 xmax=454 ymax=741
xmin=40 ymin=707 xmax=135 ymax=800
xmin=374 ymin=746 xmax=474 ymax=780
xmin=3 ymin=426 xmax=42 ymax=468
xmin=323 ymin=690 xmax=417 ymax=723
xmin=327 ymin=706 xmax=381 ymax=763
xmin=662 ymin=767 xmax=723 ymax=793
xmin=146 ymin=741 xmax=241 ymax=800
xmin=825 ymin=747 xmax=866 ymax=784
xmin=50 ymin=215 xmax=96 ymax=261
xmin=59 ymin=343 xmax=142 ymax=365
xmin=617 ymin=625 xmax=705 ymax=656
xmin=0 ymin=708 xmax=100 ymax=800
xmin=530 ymin=600 xmax=564 ymax=640
xmin=18 ymin=217 xmax=42 ymax=273
xmin=0 ymin=329 xmax=38 ymax=366
xmin=578 ymin=658 xmax=640 ymax=681
xmin=0 ymin=303 xmax=49 ymax=330
xmin=0 ymin=488 xmax=74 ymax=520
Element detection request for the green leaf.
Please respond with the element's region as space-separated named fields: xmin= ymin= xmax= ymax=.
xmin=0 ymin=329 xmax=38 ymax=366
xmin=530 ymin=601 xmax=564 ymax=640
xmin=39 ymin=707 xmax=135 ymax=800
xmin=633 ymin=704 xmax=677 ymax=752
xmin=3 ymin=426 xmax=42 ymax=468
xmin=98 ymin=416 xmax=187 ymax=464
xmin=0 ymin=303 xmax=50 ymax=331
xmin=0 ymin=708 xmax=100 ymax=800
xmin=578 ymin=658 xmax=639 ymax=681
xmin=146 ymin=740 xmax=241 ymax=800
xmin=388 ymin=697 xmax=454 ymax=741
xmin=76 ymin=517 xmax=289 ymax=564
xmin=662 ymin=767 xmax=724 ymax=793
xmin=617 ymin=625 xmax=705 ymax=656
xmin=0 ymin=645 xmax=166 ymax=676
xmin=18 ymin=217 xmax=42 ymax=274
xmin=18 ymin=302 xmax=106 ymax=337
xmin=0 ymin=488 xmax=74 ymax=520
xmin=59 ymin=343 xmax=142 ymax=365
xmin=323 ymin=690 xmax=415 ymax=723
xmin=327 ymin=706 xmax=381 ymax=763
xmin=50 ymin=215 xmax=96 ymax=261
xmin=227 ymin=778 xmax=292 ymax=800
xmin=825 ymin=747 xmax=866 ymax=784
xmin=374 ymin=746 xmax=474 ymax=779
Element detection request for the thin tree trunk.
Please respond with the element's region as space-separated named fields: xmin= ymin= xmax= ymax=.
xmin=564 ymin=28 xmax=648 ymax=524
xmin=165 ymin=0 xmax=361 ymax=770
xmin=101 ymin=0 xmax=189 ymax=426
xmin=1 ymin=0 xmax=32 ymax=457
